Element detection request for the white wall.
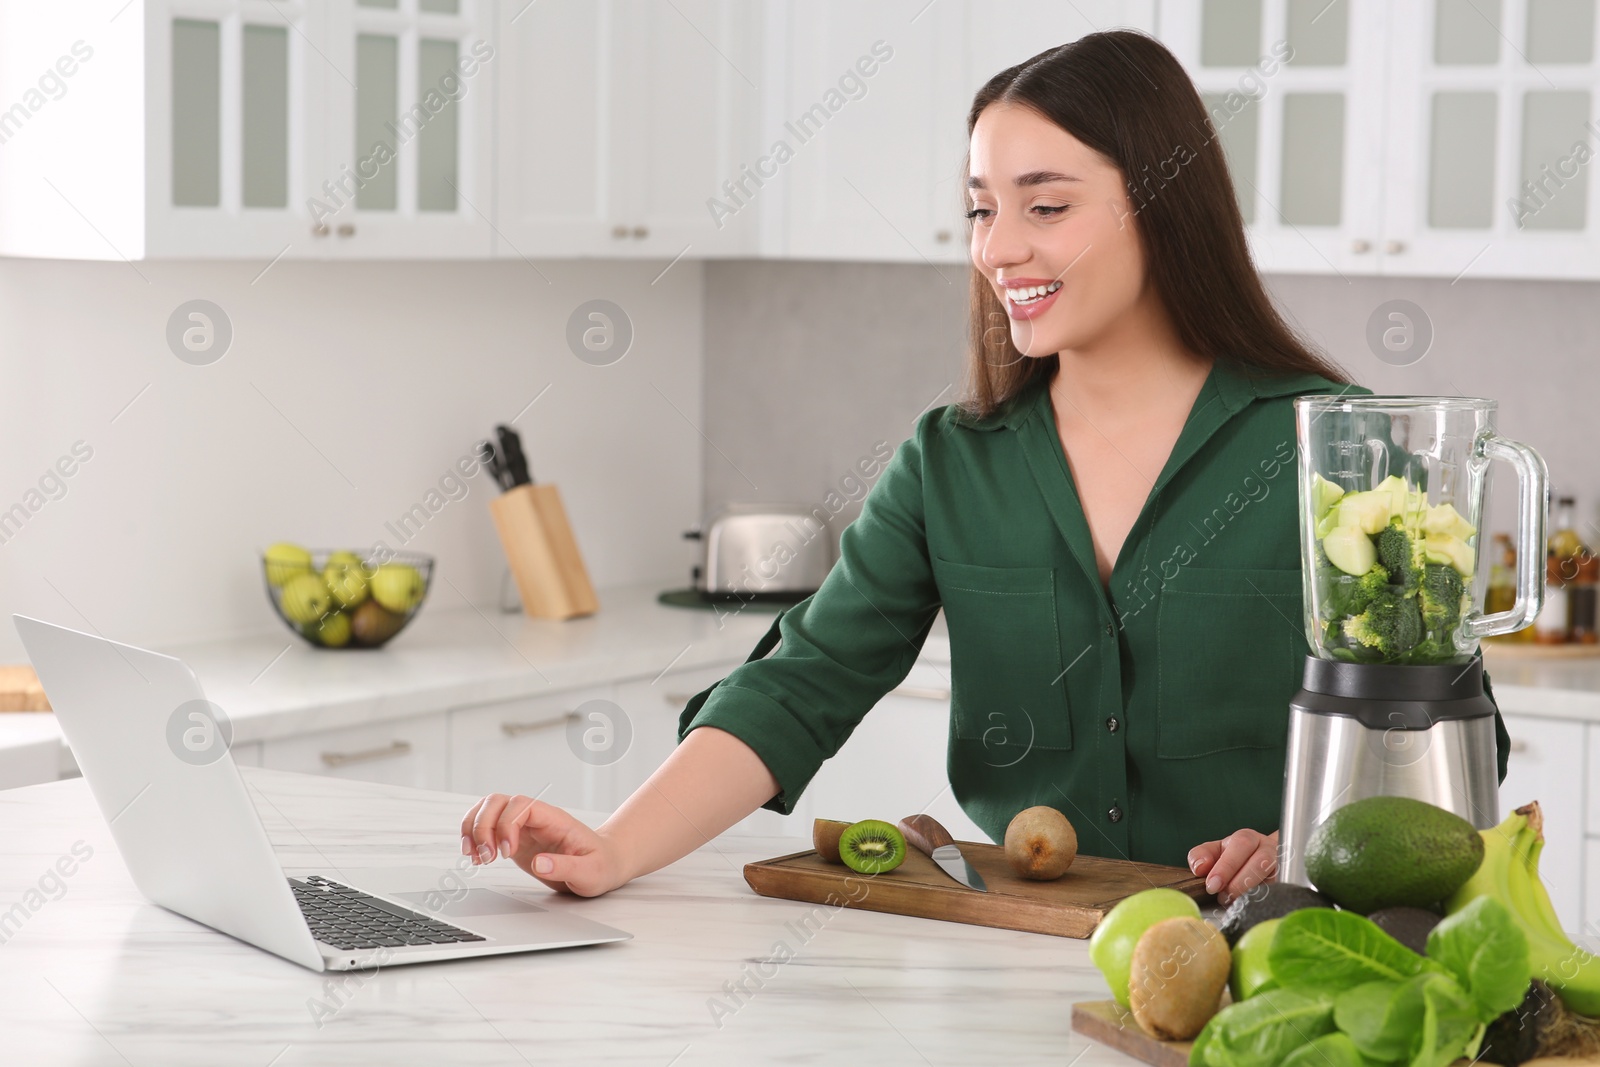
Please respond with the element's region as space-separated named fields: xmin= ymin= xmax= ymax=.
xmin=0 ymin=258 xmax=705 ymax=661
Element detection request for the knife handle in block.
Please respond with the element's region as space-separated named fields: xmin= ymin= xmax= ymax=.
xmin=488 ymin=483 xmax=599 ymax=620
xmin=897 ymin=814 xmax=954 ymax=858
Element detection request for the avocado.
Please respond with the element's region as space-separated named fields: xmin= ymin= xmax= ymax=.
xmin=1366 ymin=906 xmax=1442 ymax=954
xmin=1478 ymin=980 xmax=1556 ymax=1066
xmin=1304 ymin=796 xmax=1485 ymax=914
xmin=1215 ymin=881 xmax=1334 ymax=946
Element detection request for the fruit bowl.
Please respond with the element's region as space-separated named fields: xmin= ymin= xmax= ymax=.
xmin=261 ymin=545 xmax=433 ymax=650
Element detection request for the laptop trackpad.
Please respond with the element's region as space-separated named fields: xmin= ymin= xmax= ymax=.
xmin=393 ymin=889 xmax=547 ymax=918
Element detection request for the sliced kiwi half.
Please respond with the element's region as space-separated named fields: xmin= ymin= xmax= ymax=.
xmin=838 ymin=819 xmax=907 ymax=875
xmin=813 ymin=819 xmax=852 ymax=864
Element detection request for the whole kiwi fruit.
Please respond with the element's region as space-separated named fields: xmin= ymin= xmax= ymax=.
xmin=812 ymin=819 xmax=851 ymax=864
xmin=1004 ymin=805 xmax=1078 ymax=880
xmin=1128 ymin=916 xmax=1230 ymax=1041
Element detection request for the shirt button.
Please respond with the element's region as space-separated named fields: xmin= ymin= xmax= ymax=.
xmin=1108 ymin=805 xmax=1123 ymax=823
xmin=1103 ymin=623 xmax=1114 ymax=636
xmin=1105 ymin=716 xmax=1120 ymax=733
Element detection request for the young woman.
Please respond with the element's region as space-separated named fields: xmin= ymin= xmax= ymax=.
xmin=461 ymin=31 xmax=1506 ymax=905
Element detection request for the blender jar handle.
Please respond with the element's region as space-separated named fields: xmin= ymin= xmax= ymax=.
xmin=1462 ymin=434 xmax=1548 ymax=639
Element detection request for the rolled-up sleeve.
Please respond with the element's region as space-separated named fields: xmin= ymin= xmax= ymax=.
xmin=677 ymin=416 xmax=943 ymax=813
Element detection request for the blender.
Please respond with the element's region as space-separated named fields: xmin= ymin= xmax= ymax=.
xmin=1277 ymin=396 xmax=1548 ymax=887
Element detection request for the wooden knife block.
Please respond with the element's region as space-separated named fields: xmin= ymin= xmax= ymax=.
xmin=488 ymin=484 xmax=599 ymax=620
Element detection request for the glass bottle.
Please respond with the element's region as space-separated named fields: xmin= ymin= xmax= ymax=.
xmin=1483 ymin=534 xmax=1533 ymax=643
xmin=1571 ymin=552 xmax=1599 ymax=643
xmin=1535 ymin=553 xmax=1572 ymax=644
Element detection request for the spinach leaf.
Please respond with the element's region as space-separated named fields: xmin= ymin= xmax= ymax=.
xmin=1269 ymin=908 xmax=1432 ymax=994
xmin=1278 ymin=1031 xmax=1389 ymax=1067
xmin=1188 ymin=988 xmax=1335 ymax=1067
xmin=1424 ymin=895 xmax=1532 ymax=1022
xmin=1332 ymin=971 xmax=1478 ymax=1067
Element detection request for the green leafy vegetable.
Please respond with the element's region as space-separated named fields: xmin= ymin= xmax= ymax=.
xmin=1189 ymin=988 xmax=1335 ymax=1067
xmin=1268 ymin=908 xmax=1431 ymax=995
xmin=1424 ymin=895 xmax=1532 ymax=1022
xmin=1333 ymin=972 xmax=1478 ymax=1067
xmin=1278 ymin=1032 xmax=1388 ymax=1067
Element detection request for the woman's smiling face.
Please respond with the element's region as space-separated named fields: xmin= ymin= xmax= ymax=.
xmin=966 ymin=103 xmax=1150 ymax=359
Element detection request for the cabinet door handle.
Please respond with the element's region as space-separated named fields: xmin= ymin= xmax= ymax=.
xmin=889 ymin=684 xmax=951 ymax=701
xmin=631 ymin=225 xmax=649 ymax=239
xmin=312 ymin=223 xmax=330 ymax=237
xmin=1508 ymin=739 xmax=1528 ymax=753
xmin=1350 ymin=238 xmax=1371 ymax=253
xmin=934 ymin=229 xmax=951 ymax=243
xmin=663 ymin=692 xmax=695 ymax=706
xmin=321 ymin=740 xmax=411 ymax=767
xmin=502 ymin=711 xmax=578 ymax=738
xmin=612 ymin=225 xmax=630 ymax=239
xmin=337 ymin=223 xmax=356 ymax=238
xmin=1384 ymin=239 xmax=1405 ymax=254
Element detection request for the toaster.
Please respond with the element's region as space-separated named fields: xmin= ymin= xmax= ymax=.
xmin=688 ymin=504 xmax=835 ymax=598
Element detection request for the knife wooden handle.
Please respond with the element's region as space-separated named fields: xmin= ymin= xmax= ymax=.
xmin=897 ymin=814 xmax=955 ymax=857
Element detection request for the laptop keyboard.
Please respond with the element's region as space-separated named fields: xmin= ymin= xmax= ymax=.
xmin=290 ymin=875 xmax=486 ymax=950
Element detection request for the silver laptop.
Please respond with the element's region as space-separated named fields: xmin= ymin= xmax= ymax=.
xmin=14 ymin=615 xmax=631 ymax=972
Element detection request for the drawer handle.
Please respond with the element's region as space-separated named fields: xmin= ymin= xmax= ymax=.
xmin=320 ymin=740 xmax=411 ymax=767
xmin=663 ymin=692 xmax=695 ymax=706
xmin=1509 ymin=739 xmax=1528 ymax=753
xmin=890 ymin=684 xmax=951 ymax=701
xmin=502 ymin=711 xmax=578 ymax=738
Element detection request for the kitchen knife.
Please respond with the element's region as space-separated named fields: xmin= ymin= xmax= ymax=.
xmin=479 ymin=439 xmax=514 ymax=492
xmin=494 ymin=424 xmax=533 ymax=486
xmin=897 ymin=814 xmax=988 ymax=892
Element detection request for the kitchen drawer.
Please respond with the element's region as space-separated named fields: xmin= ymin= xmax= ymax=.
xmin=230 ymin=741 xmax=262 ymax=768
xmin=610 ymin=664 xmax=734 ymax=811
xmin=448 ymin=687 xmax=613 ymax=811
xmin=259 ymin=713 xmax=449 ymax=791
xmin=807 ymin=662 xmax=986 ymax=843
xmin=1501 ymin=713 xmax=1586 ymax=937
xmin=1590 ymin=725 xmax=1600 ymax=841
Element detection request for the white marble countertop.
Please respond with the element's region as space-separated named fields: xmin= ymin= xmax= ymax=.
xmin=0 ymin=585 xmax=953 ymax=756
xmin=0 ymin=768 xmax=1136 ymax=1066
xmin=1479 ymin=644 xmax=1600 ymax=722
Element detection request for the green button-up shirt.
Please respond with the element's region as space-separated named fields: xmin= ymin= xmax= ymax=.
xmin=678 ymin=359 xmax=1509 ymax=868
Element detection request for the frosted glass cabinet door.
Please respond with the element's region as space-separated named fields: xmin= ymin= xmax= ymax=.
xmin=1380 ymin=0 xmax=1600 ymax=278
xmin=319 ymin=0 xmax=495 ymax=257
xmin=145 ymin=0 xmax=326 ymax=257
xmin=1155 ymin=0 xmax=1389 ymax=275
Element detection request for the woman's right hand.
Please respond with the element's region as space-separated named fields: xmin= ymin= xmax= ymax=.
xmin=460 ymin=793 xmax=627 ymax=898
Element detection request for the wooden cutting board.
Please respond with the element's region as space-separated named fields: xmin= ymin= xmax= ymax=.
xmin=743 ymin=841 xmax=1208 ymax=939
xmin=1070 ymin=1000 xmax=1595 ymax=1065
xmin=0 ymin=666 xmax=49 ymax=712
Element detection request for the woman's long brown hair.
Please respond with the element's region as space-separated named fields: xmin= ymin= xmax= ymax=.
xmin=961 ymin=30 xmax=1353 ymax=418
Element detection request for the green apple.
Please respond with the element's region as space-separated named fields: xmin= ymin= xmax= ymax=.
xmin=1336 ymin=490 xmax=1394 ymax=536
xmin=1309 ymin=473 xmax=1345 ymax=520
xmin=371 ymin=563 xmax=425 ymax=613
xmin=1229 ymin=917 xmax=1280 ymax=1002
xmin=323 ymin=556 xmax=369 ymax=609
xmin=1088 ymin=888 xmax=1203 ymax=1009
xmin=280 ymin=572 xmax=332 ymax=625
xmin=264 ymin=542 xmax=313 ymax=587
xmin=314 ymin=611 xmax=352 ymax=648
xmin=1423 ymin=532 xmax=1475 ymax=578
xmin=1323 ymin=524 xmax=1377 ymax=576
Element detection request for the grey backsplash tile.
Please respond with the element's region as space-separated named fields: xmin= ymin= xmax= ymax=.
xmin=705 ymin=260 xmax=1600 ymax=554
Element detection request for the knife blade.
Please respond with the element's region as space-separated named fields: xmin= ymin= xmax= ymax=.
xmin=494 ymin=424 xmax=533 ymax=486
xmin=897 ymin=814 xmax=987 ymax=892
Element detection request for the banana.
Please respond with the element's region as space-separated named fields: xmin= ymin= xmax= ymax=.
xmin=1448 ymin=802 xmax=1600 ymax=1017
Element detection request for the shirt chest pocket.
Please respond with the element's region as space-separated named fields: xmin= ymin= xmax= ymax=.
xmin=1155 ymin=566 xmax=1305 ymax=758
xmin=932 ymin=557 xmax=1073 ymax=755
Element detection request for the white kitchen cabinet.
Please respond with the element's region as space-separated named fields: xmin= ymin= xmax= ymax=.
xmin=1587 ymin=838 xmax=1600 ymax=946
xmin=806 ymin=662 xmax=988 ymax=842
xmin=1500 ymin=712 xmax=1587 ymax=937
xmin=608 ymin=663 xmax=739 ymax=811
xmin=1159 ymin=0 xmax=1600 ymax=279
xmin=0 ymin=0 xmax=326 ymax=259
xmin=447 ymin=686 xmax=611 ymax=809
xmin=259 ymin=711 xmax=449 ymax=789
xmin=495 ymin=0 xmax=761 ymax=259
xmin=316 ymin=0 xmax=497 ymax=257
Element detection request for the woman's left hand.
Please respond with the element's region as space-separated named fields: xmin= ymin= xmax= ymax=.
xmin=1187 ymin=829 xmax=1278 ymax=905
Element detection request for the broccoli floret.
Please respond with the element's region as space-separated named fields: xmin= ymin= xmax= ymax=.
xmin=1344 ymin=590 xmax=1423 ymax=656
xmin=1376 ymin=522 xmax=1425 ymax=596
xmin=1323 ymin=562 xmax=1390 ymax=620
xmin=1419 ymin=562 xmax=1465 ymax=632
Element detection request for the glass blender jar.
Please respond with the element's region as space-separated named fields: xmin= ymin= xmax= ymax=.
xmin=1279 ymin=395 xmax=1548 ymax=886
